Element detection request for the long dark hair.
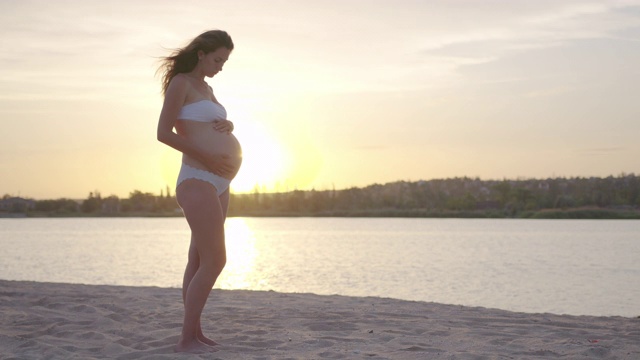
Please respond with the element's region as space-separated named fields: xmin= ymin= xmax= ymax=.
xmin=157 ymin=30 xmax=234 ymax=95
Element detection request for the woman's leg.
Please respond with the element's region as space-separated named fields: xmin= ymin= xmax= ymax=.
xmin=181 ymin=188 xmax=231 ymax=346
xmin=175 ymin=180 xmax=227 ymax=353
xmin=182 ymin=238 xmax=198 ymax=305
xmin=219 ymin=188 xmax=231 ymax=220
xmin=182 ymin=237 xmax=210 ymax=343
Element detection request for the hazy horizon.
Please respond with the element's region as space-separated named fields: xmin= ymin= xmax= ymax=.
xmin=6 ymin=172 xmax=639 ymax=201
xmin=2 ymin=0 xmax=639 ymax=199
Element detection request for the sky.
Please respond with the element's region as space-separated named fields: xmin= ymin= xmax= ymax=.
xmin=1 ymin=0 xmax=639 ymax=199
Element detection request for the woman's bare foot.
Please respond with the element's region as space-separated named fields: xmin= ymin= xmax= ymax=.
xmin=175 ymin=338 xmax=216 ymax=353
xmin=198 ymin=334 xmax=219 ymax=346
xmin=198 ymin=335 xmax=220 ymax=346
xmin=197 ymin=328 xmax=219 ymax=346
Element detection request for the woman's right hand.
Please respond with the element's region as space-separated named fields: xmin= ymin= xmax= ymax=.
xmin=205 ymin=153 xmax=236 ymax=179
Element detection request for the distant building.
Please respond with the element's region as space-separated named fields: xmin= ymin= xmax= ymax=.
xmin=0 ymin=197 xmax=36 ymax=213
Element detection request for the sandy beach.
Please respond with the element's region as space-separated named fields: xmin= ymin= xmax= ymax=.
xmin=0 ymin=280 xmax=638 ymax=359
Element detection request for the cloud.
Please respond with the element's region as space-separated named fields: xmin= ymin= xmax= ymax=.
xmin=1 ymin=0 xmax=639 ymax=97
xmin=415 ymin=1 xmax=640 ymax=80
xmin=524 ymin=86 xmax=574 ymax=98
xmin=579 ymin=147 xmax=627 ymax=156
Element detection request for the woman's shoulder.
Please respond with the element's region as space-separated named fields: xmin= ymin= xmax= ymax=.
xmin=170 ymin=73 xmax=189 ymax=86
xmin=166 ymin=74 xmax=190 ymax=94
xmin=171 ymin=74 xmax=205 ymax=92
xmin=164 ymin=74 xmax=191 ymax=102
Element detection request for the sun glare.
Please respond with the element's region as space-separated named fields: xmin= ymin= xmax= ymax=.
xmin=231 ymin=122 xmax=290 ymax=193
xmin=159 ymin=148 xmax=182 ymax=189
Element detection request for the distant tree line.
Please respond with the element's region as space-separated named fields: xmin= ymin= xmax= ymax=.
xmin=0 ymin=188 xmax=178 ymax=217
xmin=2 ymin=174 xmax=640 ymax=218
xmin=228 ymin=174 xmax=640 ymax=219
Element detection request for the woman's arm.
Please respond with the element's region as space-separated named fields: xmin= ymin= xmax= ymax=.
xmin=156 ymin=75 xmax=235 ymax=177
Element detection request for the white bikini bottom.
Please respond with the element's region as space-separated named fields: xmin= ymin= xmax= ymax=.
xmin=176 ymin=163 xmax=230 ymax=193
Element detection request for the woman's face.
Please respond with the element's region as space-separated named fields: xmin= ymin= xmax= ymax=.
xmin=200 ymin=47 xmax=231 ymax=77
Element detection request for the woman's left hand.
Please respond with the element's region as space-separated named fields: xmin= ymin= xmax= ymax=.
xmin=213 ymin=119 xmax=234 ymax=134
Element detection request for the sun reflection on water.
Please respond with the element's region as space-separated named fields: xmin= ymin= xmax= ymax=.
xmin=217 ymin=218 xmax=259 ymax=289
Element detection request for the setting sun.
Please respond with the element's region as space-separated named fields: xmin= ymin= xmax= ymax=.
xmin=231 ymin=123 xmax=289 ymax=193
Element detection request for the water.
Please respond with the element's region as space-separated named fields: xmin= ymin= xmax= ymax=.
xmin=0 ymin=217 xmax=638 ymax=317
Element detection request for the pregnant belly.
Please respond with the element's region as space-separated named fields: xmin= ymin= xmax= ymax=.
xmin=182 ymin=128 xmax=243 ymax=179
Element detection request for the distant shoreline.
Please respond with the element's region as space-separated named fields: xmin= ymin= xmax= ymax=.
xmin=3 ymin=207 xmax=640 ymax=219
xmin=4 ymin=175 xmax=640 ymax=220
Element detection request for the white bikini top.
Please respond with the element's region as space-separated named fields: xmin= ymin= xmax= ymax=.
xmin=177 ymin=100 xmax=226 ymax=122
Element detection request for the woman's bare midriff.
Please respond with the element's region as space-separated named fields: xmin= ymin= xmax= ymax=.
xmin=175 ymin=120 xmax=242 ymax=179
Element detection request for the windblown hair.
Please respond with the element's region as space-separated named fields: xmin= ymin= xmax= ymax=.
xmin=157 ymin=30 xmax=234 ymax=96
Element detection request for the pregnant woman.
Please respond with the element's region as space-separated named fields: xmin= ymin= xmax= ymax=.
xmin=156 ymin=30 xmax=242 ymax=353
